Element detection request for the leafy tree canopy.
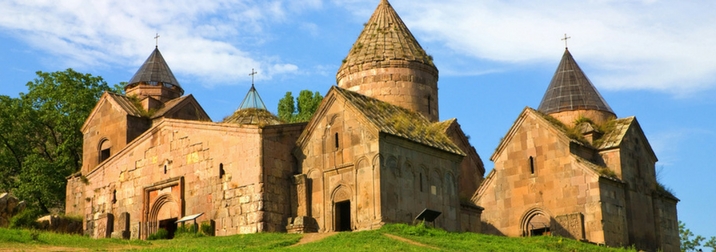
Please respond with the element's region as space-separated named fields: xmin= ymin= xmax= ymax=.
xmin=277 ymin=90 xmax=323 ymax=123
xmin=0 ymin=69 xmax=115 ymax=213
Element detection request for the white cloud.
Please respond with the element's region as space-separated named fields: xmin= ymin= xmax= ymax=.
xmin=0 ymin=0 xmax=319 ymax=87
xmin=384 ymin=0 xmax=716 ymax=94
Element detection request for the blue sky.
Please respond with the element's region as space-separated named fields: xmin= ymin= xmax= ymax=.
xmin=1 ymin=0 xmax=714 ymax=243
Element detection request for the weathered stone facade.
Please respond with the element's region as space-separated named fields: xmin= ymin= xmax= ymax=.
xmin=474 ymin=48 xmax=679 ymax=251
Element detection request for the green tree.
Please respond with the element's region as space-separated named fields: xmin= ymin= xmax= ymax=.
xmin=680 ymin=221 xmax=705 ymax=252
xmin=705 ymin=236 xmax=716 ymax=251
xmin=277 ymin=92 xmax=295 ymax=122
xmin=0 ymin=69 xmax=113 ymax=213
xmin=277 ymin=90 xmax=323 ymax=123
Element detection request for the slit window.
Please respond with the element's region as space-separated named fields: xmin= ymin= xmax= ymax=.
xmin=529 ymin=156 xmax=535 ymax=174
xmin=219 ymin=163 xmax=225 ymax=179
xmin=164 ymin=165 xmax=167 ymax=174
xmin=334 ymin=132 xmax=339 ymax=149
xmin=112 ymin=190 xmax=117 ymax=204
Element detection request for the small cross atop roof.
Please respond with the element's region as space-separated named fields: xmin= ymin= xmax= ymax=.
xmin=562 ymin=33 xmax=571 ymax=49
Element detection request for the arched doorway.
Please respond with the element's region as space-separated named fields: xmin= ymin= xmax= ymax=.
xmin=148 ymin=194 xmax=180 ymax=238
xmin=521 ymin=208 xmax=551 ymax=237
xmin=332 ymin=185 xmax=352 ymax=232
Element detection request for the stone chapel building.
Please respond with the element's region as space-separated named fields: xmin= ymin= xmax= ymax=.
xmin=65 ymin=0 xmax=678 ymax=250
xmin=472 ymin=48 xmax=680 ymax=251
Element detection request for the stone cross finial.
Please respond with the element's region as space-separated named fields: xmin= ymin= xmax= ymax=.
xmin=154 ymin=33 xmax=160 ymax=47
xmin=249 ymin=68 xmax=258 ymax=87
xmin=562 ymin=33 xmax=571 ymax=49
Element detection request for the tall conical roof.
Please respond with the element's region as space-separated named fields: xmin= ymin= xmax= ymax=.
xmin=338 ymin=0 xmax=434 ymax=72
xmin=127 ymin=47 xmax=183 ymax=93
xmin=538 ymin=49 xmax=614 ymax=115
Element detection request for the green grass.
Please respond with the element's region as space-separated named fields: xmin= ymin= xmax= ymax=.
xmin=0 ymin=224 xmax=636 ymax=251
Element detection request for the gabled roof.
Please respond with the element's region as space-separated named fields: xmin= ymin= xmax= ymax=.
xmin=151 ymin=95 xmax=211 ymax=121
xmin=594 ymin=116 xmax=657 ymax=161
xmin=338 ymin=0 xmax=434 ymax=73
xmin=332 ymin=86 xmax=464 ymax=155
xmin=491 ymin=107 xmax=583 ymax=162
xmin=106 ymin=92 xmax=143 ymax=117
xmin=81 ymin=92 xmax=144 ymax=132
xmin=127 ymin=47 xmax=183 ymax=93
xmin=538 ymin=49 xmax=614 ymax=116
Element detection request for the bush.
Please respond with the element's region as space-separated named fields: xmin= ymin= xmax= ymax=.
xmin=147 ymin=228 xmax=169 ymax=240
xmin=9 ymin=208 xmax=42 ymax=229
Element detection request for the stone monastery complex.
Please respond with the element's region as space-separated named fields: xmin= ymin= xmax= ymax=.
xmin=64 ymin=0 xmax=680 ymax=250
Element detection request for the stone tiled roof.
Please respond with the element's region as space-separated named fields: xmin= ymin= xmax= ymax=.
xmin=334 ymin=86 xmax=464 ymax=156
xmin=106 ymin=92 xmax=143 ymax=117
xmin=222 ymin=108 xmax=282 ymax=126
xmin=338 ymin=0 xmax=434 ymax=73
xmin=538 ymin=49 xmax=614 ymax=115
xmin=127 ymin=47 xmax=183 ymax=93
xmin=594 ymin=117 xmax=634 ymax=150
xmin=151 ymin=96 xmax=189 ymax=119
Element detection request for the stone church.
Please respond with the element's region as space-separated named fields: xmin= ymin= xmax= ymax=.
xmin=65 ymin=0 xmax=678 ymax=250
xmin=473 ymin=49 xmax=680 ymax=251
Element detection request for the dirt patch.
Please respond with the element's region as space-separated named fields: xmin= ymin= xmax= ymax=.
xmin=383 ymin=233 xmax=440 ymax=250
xmin=290 ymin=232 xmax=338 ymax=247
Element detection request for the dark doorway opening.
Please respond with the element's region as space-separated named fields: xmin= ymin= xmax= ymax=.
xmin=334 ymin=201 xmax=351 ymax=232
xmin=530 ymin=226 xmax=551 ymax=236
xmin=158 ymin=218 xmax=178 ymax=239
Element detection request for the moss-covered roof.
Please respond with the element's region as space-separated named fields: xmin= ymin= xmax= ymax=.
xmin=334 ymin=86 xmax=464 ymax=156
xmin=337 ymin=0 xmax=434 ymax=73
xmin=593 ymin=117 xmax=634 ymax=150
xmin=222 ymin=108 xmax=282 ymax=126
xmin=106 ymin=92 xmax=144 ymax=117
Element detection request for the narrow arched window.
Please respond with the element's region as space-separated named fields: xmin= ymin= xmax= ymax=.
xmin=529 ymin=156 xmax=535 ymax=174
xmin=419 ymin=173 xmax=424 ymax=192
xmin=219 ymin=163 xmax=225 ymax=179
xmin=99 ymin=139 xmax=111 ymax=163
xmin=112 ymin=189 xmax=117 ymax=204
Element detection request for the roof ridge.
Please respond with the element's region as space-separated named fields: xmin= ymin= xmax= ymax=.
xmin=537 ymin=49 xmax=614 ymax=115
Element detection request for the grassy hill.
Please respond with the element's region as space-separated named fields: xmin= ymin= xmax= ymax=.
xmin=0 ymin=223 xmax=637 ymax=251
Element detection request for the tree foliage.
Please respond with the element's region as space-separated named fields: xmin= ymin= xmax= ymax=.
xmin=277 ymin=90 xmax=323 ymax=123
xmin=0 ymin=69 xmax=113 ymax=213
xmin=680 ymin=220 xmax=706 ymax=252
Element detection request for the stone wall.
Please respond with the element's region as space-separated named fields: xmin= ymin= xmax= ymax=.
xmin=338 ymin=64 xmax=439 ymax=122
xmin=79 ymin=119 xmax=303 ymax=239
xmin=379 ymin=134 xmax=463 ymax=231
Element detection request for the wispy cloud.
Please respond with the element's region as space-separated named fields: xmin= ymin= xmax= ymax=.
xmin=0 ymin=0 xmax=320 ymax=87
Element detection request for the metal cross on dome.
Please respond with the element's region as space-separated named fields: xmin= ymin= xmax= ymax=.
xmin=249 ymin=68 xmax=258 ymax=87
xmin=562 ymin=33 xmax=571 ymax=49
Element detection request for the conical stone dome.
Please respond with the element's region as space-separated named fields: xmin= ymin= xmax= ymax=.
xmin=125 ymin=47 xmax=184 ymax=103
xmin=538 ymin=49 xmax=616 ymax=126
xmin=336 ymin=0 xmax=439 ymax=121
